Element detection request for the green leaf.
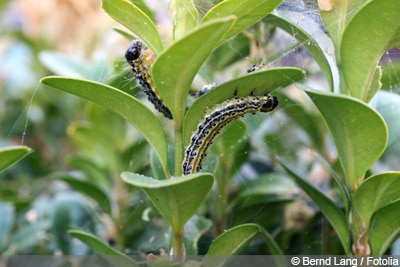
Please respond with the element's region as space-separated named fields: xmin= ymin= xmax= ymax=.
xmin=204 ymin=224 xmax=284 ymax=266
xmin=57 ymin=176 xmax=112 ymax=215
xmin=202 ymin=0 xmax=282 ymax=46
xmin=102 ymin=0 xmax=162 ymax=54
xmin=0 ymin=203 xmax=14 ymax=248
xmin=68 ymin=230 xmax=138 ymax=267
xmin=369 ymin=200 xmax=400 ymax=255
xmin=278 ymin=158 xmax=350 ymax=255
xmin=184 ymin=68 xmax=305 ymax=145
xmin=170 ymin=0 xmax=199 ymax=40
xmin=0 ymin=146 xmax=31 ymax=173
xmin=340 ymin=0 xmax=400 ymax=101
xmin=40 ymin=77 xmax=169 ymax=177
xmin=152 ymin=17 xmax=236 ymax=120
xmin=303 ymin=87 xmax=388 ymax=191
xmin=370 ymin=90 xmax=400 ymax=148
xmin=352 ymin=172 xmax=400 ymax=250
xmin=205 ymin=223 xmax=260 ymax=256
xmin=319 ymin=0 xmax=371 ymax=49
xmin=121 ymin=172 xmax=214 ymax=229
xmin=264 ymin=14 xmax=335 ymax=91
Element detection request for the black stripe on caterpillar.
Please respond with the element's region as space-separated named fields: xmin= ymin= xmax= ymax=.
xmin=182 ymin=89 xmax=278 ymax=175
xmin=125 ymin=40 xmax=173 ymax=119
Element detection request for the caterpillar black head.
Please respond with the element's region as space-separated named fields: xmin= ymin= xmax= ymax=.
xmin=125 ymin=40 xmax=143 ymax=64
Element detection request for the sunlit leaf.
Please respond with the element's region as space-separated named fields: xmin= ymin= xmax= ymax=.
xmin=102 ymin=0 xmax=162 ymax=54
xmin=170 ymin=0 xmax=199 ymax=40
xmin=0 ymin=146 xmax=31 ymax=173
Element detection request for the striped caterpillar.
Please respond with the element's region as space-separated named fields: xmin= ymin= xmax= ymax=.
xmin=125 ymin=40 xmax=173 ymax=119
xmin=182 ymin=89 xmax=278 ymax=175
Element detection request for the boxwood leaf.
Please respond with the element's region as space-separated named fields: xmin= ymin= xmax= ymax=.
xmin=369 ymin=200 xmax=400 ymax=255
xmin=68 ymin=230 xmax=138 ymax=267
xmin=0 ymin=146 xmax=31 ymax=173
xmin=40 ymin=77 xmax=169 ymax=177
xmin=303 ymin=87 xmax=388 ymax=191
xmin=121 ymin=172 xmax=214 ymax=230
xmin=102 ymin=0 xmax=162 ymax=54
xmin=152 ymin=17 xmax=236 ymax=120
xmin=184 ymin=68 xmax=305 ymax=146
xmin=202 ymin=0 xmax=282 ymax=46
xmin=340 ymin=0 xmax=400 ymax=101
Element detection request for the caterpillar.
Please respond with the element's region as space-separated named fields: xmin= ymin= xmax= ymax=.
xmin=125 ymin=40 xmax=173 ymax=119
xmin=182 ymin=89 xmax=278 ymax=175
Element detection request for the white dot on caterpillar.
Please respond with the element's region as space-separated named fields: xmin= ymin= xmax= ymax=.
xmin=182 ymin=90 xmax=278 ymax=175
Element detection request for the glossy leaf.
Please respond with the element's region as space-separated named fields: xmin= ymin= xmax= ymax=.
xmin=170 ymin=0 xmax=199 ymax=40
xmin=202 ymin=0 xmax=282 ymax=46
xmin=340 ymin=0 xmax=400 ymax=101
xmin=184 ymin=68 xmax=305 ymax=145
xmin=0 ymin=146 xmax=31 ymax=173
xmin=370 ymin=90 xmax=400 ymax=148
xmin=352 ymin=172 xmax=400 ymax=246
xmin=369 ymin=200 xmax=400 ymax=255
xmin=278 ymin=158 xmax=350 ymax=255
xmin=69 ymin=230 xmax=138 ymax=267
xmin=102 ymin=0 xmax=162 ymax=54
xmin=121 ymin=172 xmax=214 ymax=229
xmin=265 ymin=14 xmax=336 ymax=91
xmin=303 ymin=88 xmax=388 ymax=191
xmin=152 ymin=17 xmax=236 ymax=120
xmin=40 ymin=77 xmax=169 ymax=177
